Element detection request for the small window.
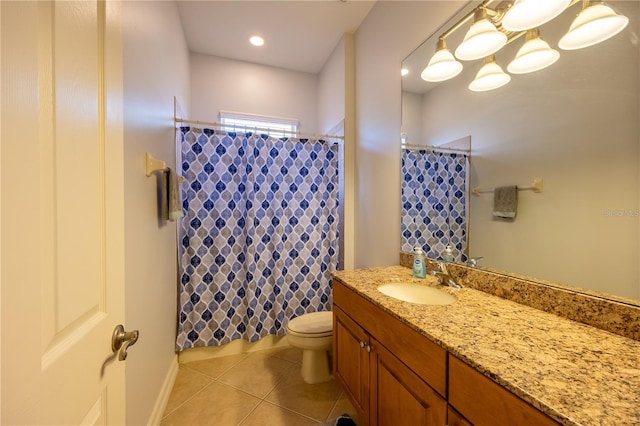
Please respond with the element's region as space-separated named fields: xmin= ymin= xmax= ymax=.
xmin=220 ymin=110 xmax=298 ymax=138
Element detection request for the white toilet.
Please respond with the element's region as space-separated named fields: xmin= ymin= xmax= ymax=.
xmin=286 ymin=311 xmax=333 ymax=384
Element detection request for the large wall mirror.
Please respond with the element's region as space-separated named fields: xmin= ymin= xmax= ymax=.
xmin=401 ymin=0 xmax=639 ymax=303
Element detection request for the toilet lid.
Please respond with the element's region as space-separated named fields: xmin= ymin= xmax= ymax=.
xmin=287 ymin=311 xmax=333 ymax=335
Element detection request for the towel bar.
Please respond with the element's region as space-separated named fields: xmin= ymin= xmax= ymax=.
xmin=145 ymin=152 xmax=185 ymax=182
xmin=472 ymin=178 xmax=543 ymax=196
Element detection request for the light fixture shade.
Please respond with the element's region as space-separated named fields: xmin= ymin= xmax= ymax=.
xmin=469 ymin=56 xmax=511 ymax=92
xmin=421 ymin=39 xmax=463 ymax=82
xmin=249 ymin=35 xmax=265 ymax=46
xmin=507 ymin=30 xmax=560 ymax=74
xmin=502 ymin=0 xmax=570 ymax=31
xmin=455 ymin=9 xmax=507 ymax=61
xmin=558 ymin=3 xmax=629 ymax=50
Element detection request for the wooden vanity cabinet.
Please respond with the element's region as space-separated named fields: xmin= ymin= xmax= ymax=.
xmin=333 ymin=279 xmax=562 ymax=426
xmin=333 ymin=281 xmax=447 ymax=426
xmin=334 ymin=307 xmax=447 ymax=425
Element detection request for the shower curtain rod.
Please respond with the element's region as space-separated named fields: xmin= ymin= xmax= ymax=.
xmin=402 ymin=142 xmax=470 ymax=153
xmin=175 ymin=117 xmax=345 ymax=140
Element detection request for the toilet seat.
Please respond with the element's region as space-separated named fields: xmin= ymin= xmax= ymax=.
xmin=287 ymin=311 xmax=333 ymax=337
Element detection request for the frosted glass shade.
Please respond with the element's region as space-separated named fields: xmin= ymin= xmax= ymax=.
xmin=502 ymin=0 xmax=570 ymax=31
xmin=507 ymin=31 xmax=560 ymax=74
xmin=249 ymin=35 xmax=264 ymax=46
xmin=559 ymin=3 xmax=629 ymax=50
xmin=455 ymin=10 xmax=507 ymax=61
xmin=469 ymin=57 xmax=511 ymax=92
xmin=421 ymin=47 xmax=463 ymax=82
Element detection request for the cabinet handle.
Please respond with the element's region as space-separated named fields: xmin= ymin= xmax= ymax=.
xmin=366 ymin=344 xmax=373 ymax=353
xmin=360 ymin=341 xmax=366 ymax=348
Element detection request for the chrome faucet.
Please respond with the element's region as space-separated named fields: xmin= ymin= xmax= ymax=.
xmin=430 ymin=262 xmax=462 ymax=289
xmin=466 ymin=257 xmax=483 ymax=268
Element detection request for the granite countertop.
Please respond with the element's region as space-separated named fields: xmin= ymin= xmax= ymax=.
xmin=332 ymin=266 xmax=640 ymax=426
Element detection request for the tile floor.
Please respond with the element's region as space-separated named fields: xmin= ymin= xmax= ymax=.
xmin=161 ymin=346 xmax=359 ymax=426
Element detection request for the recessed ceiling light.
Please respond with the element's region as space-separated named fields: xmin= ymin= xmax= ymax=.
xmin=401 ymin=68 xmax=409 ymax=76
xmin=250 ymin=36 xmax=264 ymax=47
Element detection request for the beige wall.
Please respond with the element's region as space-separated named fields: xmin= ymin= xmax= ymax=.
xmin=318 ymin=37 xmax=346 ymax=134
xmin=122 ymin=2 xmax=190 ymax=424
xmin=401 ymin=91 xmax=422 ymax=146
xmin=354 ymin=1 xmax=464 ymax=268
xmin=317 ymin=34 xmax=357 ymax=270
xmin=0 ymin=4 xmax=3 ymax=421
xmin=190 ymin=53 xmax=317 ymax=131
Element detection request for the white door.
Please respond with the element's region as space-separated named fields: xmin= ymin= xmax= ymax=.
xmin=1 ymin=1 xmax=127 ymax=424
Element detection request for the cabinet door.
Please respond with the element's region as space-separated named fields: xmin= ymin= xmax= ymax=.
xmin=370 ymin=338 xmax=447 ymax=426
xmin=334 ymin=307 xmax=370 ymax=423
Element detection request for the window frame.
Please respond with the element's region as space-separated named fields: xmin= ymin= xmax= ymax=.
xmin=219 ymin=110 xmax=298 ymax=138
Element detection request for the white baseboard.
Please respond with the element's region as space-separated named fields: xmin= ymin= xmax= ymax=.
xmin=147 ymin=354 xmax=179 ymax=426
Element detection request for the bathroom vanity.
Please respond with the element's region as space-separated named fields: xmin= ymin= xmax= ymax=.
xmin=331 ymin=266 xmax=640 ymax=426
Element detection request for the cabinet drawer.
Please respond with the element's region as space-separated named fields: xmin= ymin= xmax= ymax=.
xmin=333 ymin=279 xmax=447 ymax=396
xmin=448 ymin=355 xmax=559 ymax=426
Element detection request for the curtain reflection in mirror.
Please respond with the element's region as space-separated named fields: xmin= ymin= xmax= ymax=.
xmin=401 ymin=149 xmax=469 ymax=262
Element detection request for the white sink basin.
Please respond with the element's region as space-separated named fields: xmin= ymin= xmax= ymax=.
xmin=377 ymin=282 xmax=456 ymax=305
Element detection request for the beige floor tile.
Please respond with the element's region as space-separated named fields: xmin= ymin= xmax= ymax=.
xmin=160 ymin=382 xmax=260 ymax=426
xmin=265 ymin=346 xmax=303 ymax=364
xmin=163 ymin=366 xmax=214 ymax=417
xmin=265 ymin=373 xmax=342 ymax=422
xmin=239 ymin=401 xmax=317 ymax=426
xmin=182 ymin=352 xmax=249 ymax=379
xmin=327 ymin=392 xmax=360 ymax=425
xmin=218 ymin=351 xmax=297 ymax=398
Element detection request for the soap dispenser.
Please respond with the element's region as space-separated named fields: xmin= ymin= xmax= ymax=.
xmin=412 ymin=247 xmax=427 ymax=279
xmin=443 ymin=245 xmax=455 ymax=263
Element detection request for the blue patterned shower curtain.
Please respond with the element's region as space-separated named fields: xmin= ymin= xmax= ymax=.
xmin=176 ymin=128 xmax=339 ymax=351
xmin=401 ymin=149 xmax=468 ymax=262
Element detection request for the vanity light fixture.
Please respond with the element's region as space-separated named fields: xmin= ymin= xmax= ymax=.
xmin=507 ymin=29 xmax=560 ymax=74
xmin=502 ymin=0 xmax=571 ymax=31
xmin=469 ymin=55 xmax=511 ymax=92
xmin=421 ymin=38 xmax=463 ymax=82
xmin=455 ymin=8 xmax=507 ymax=61
xmin=558 ymin=0 xmax=629 ymax=50
xmin=417 ymin=0 xmax=629 ymax=92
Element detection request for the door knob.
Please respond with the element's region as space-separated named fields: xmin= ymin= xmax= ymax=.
xmin=111 ymin=324 xmax=139 ymax=361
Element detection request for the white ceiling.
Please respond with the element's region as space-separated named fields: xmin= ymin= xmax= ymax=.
xmin=177 ymin=0 xmax=376 ymax=74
